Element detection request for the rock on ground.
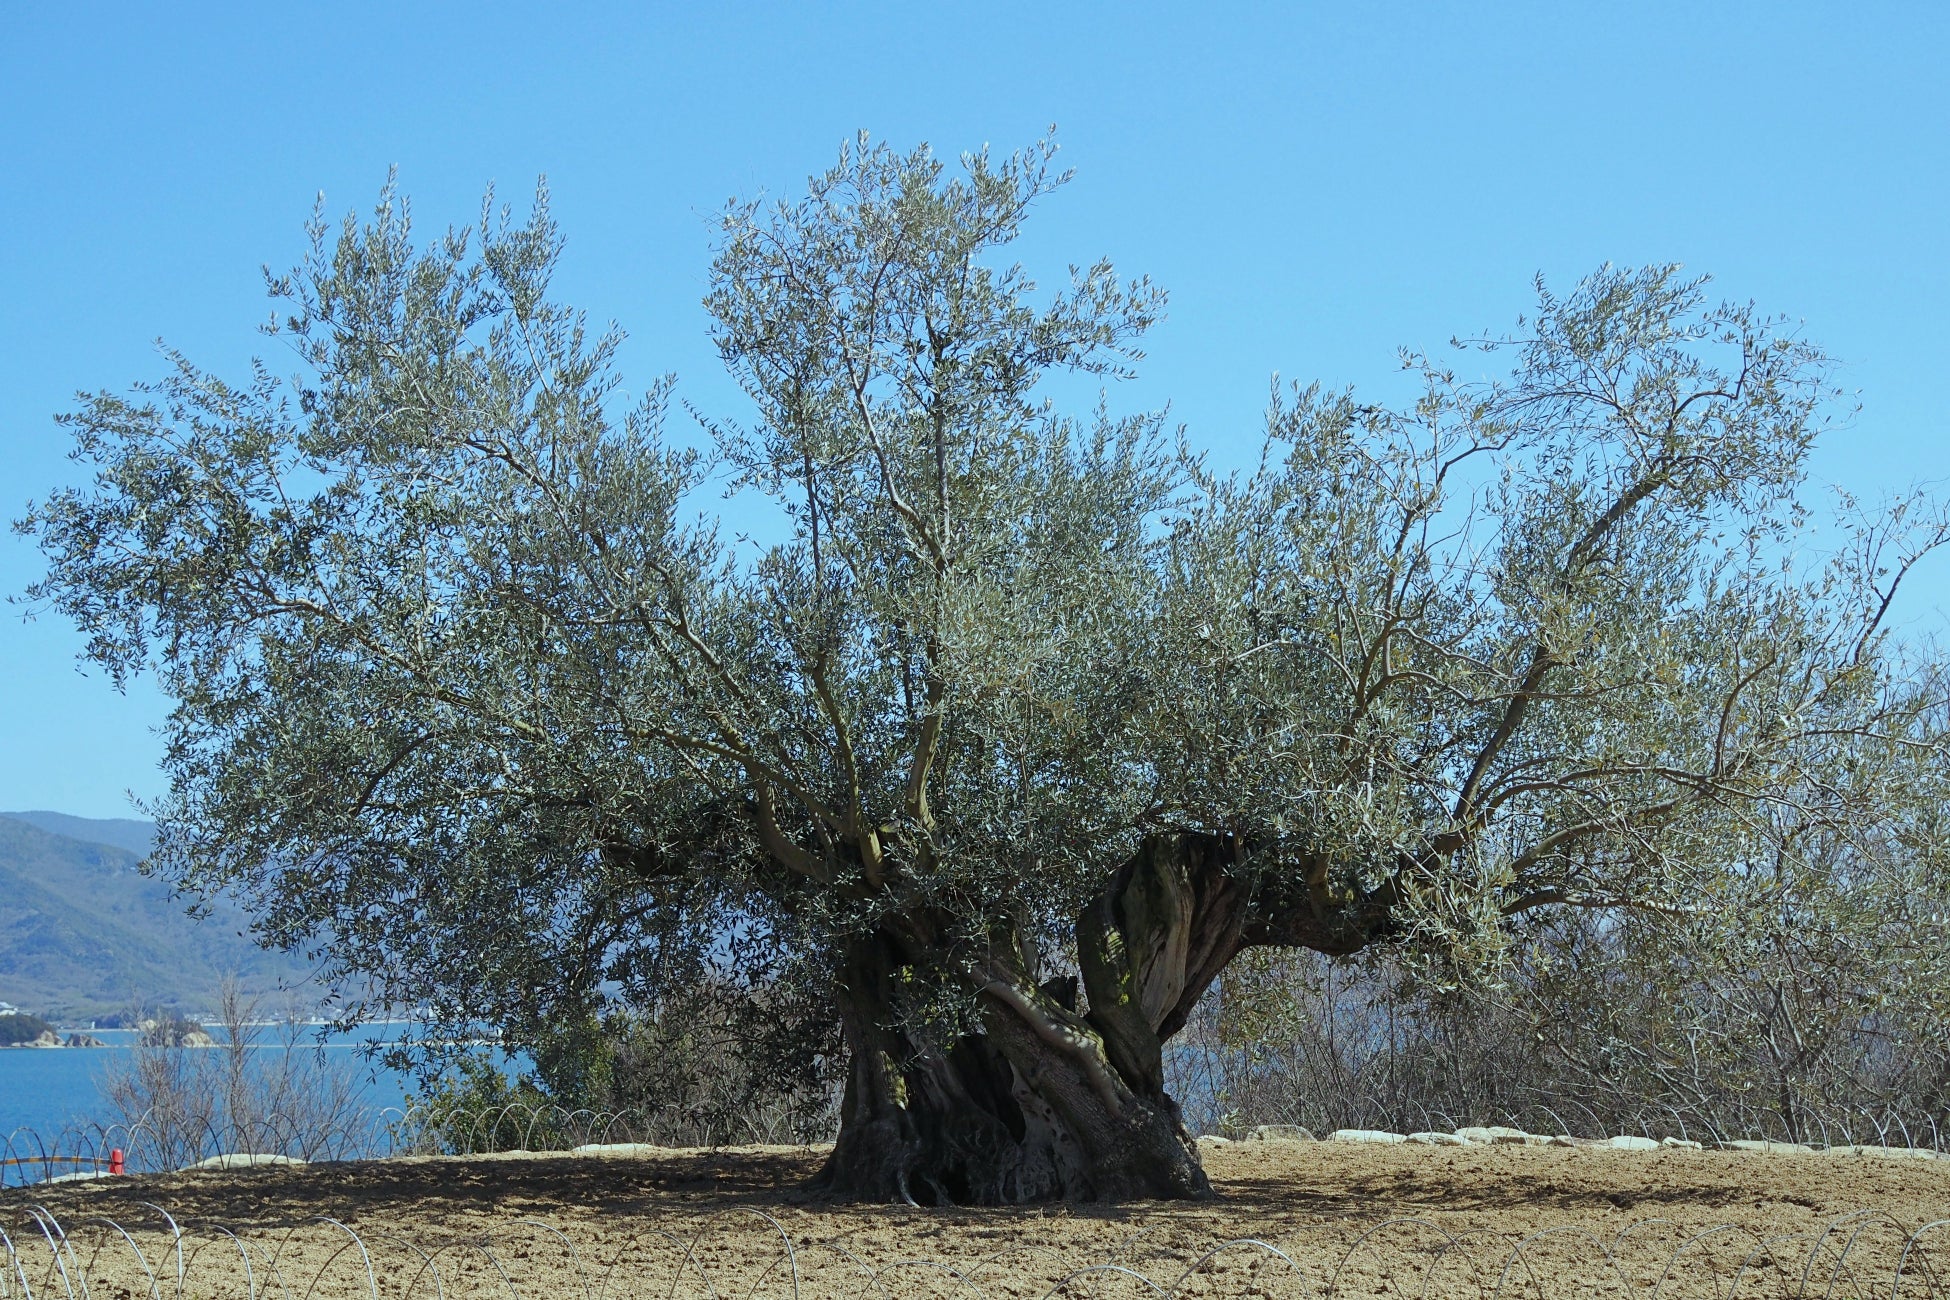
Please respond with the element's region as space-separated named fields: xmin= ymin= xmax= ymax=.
xmin=1328 ymin=1129 xmax=1407 ymax=1144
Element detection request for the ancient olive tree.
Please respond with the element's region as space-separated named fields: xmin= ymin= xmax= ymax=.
xmin=23 ymin=138 xmax=1950 ymax=1202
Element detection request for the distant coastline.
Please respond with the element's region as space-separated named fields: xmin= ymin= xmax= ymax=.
xmin=0 ymin=1031 xmax=108 ymax=1049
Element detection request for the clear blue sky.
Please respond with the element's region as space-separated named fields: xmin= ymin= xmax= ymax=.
xmin=2 ymin=3 xmax=1945 ymax=818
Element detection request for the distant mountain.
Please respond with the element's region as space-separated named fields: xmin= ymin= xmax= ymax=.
xmin=3 ymin=810 xmax=157 ymax=857
xmin=0 ymin=813 xmax=316 ymax=1021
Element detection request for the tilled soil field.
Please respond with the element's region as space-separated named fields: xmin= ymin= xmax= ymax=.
xmin=10 ymin=1140 xmax=1950 ymax=1297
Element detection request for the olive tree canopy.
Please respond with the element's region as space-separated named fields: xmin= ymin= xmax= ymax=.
xmin=23 ymin=137 xmax=1950 ymax=1202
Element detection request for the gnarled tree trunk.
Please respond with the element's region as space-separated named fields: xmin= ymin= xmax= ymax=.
xmin=809 ymin=926 xmax=1212 ymax=1203
xmin=811 ymin=833 xmax=1268 ymax=1204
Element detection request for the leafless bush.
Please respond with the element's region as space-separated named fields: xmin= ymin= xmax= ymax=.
xmin=98 ymin=979 xmax=374 ymax=1169
xmin=1167 ymin=925 xmax=1950 ymax=1145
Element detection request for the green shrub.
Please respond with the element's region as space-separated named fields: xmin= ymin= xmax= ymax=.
xmin=402 ymin=1057 xmax=564 ymax=1154
xmin=397 ymin=971 xmax=842 ymax=1154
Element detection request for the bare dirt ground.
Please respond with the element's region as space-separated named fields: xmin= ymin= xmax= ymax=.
xmin=11 ymin=1141 xmax=1950 ymax=1297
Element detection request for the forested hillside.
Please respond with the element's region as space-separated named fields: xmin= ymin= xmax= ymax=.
xmin=0 ymin=813 xmax=313 ymax=1019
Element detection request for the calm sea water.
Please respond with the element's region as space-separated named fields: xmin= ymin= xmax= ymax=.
xmin=0 ymin=1024 xmax=426 ymax=1139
